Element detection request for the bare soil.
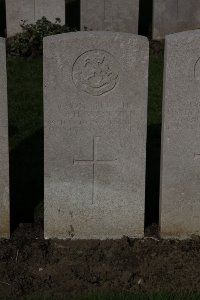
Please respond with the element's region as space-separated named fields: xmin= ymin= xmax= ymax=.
xmin=1 ymin=220 xmax=200 ymax=299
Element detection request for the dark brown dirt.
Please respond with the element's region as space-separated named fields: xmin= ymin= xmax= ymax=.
xmin=1 ymin=220 xmax=200 ymax=299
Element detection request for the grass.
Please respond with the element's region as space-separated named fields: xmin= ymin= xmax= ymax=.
xmin=7 ymin=57 xmax=43 ymax=150
xmin=145 ymin=49 xmax=164 ymax=226
xmin=9 ymin=290 xmax=200 ymax=299
xmin=7 ymin=57 xmax=43 ymax=227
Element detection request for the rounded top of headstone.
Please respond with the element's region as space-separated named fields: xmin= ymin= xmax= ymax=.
xmin=43 ymin=31 xmax=148 ymax=46
xmin=165 ymin=29 xmax=200 ymax=42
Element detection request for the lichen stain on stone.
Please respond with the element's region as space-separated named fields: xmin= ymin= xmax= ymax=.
xmin=0 ymin=213 xmax=10 ymax=239
xmin=68 ymin=225 xmax=75 ymax=238
xmin=161 ymin=224 xmax=200 ymax=240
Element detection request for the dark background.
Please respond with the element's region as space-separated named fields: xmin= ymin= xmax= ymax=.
xmin=0 ymin=0 xmax=6 ymax=36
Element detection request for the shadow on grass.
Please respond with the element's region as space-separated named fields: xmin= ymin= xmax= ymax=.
xmin=145 ymin=124 xmax=161 ymax=227
xmin=78 ymin=291 xmax=200 ymax=300
xmin=10 ymin=128 xmax=44 ymax=231
xmin=11 ymin=291 xmax=200 ymax=300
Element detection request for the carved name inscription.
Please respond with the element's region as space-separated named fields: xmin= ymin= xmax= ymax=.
xmin=72 ymin=50 xmax=119 ymax=96
xmin=47 ymin=110 xmax=132 ymax=133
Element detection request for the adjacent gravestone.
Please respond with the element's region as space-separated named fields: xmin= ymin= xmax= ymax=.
xmin=35 ymin=0 xmax=65 ymax=24
xmin=6 ymin=0 xmax=65 ymax=37
xmin=44 ymin=31 xmax=148 ymax=239
xmin=6 ymin=0 xmax=34 ymax=37
xmin=0 ymin=38 xmax=9 ymax=239
xmin=81 ymin=0 xmax=139 ymax=33
xmin=160 ymin=30 xmax=200 ymax=238
xmin=153 ymin=0 xmax=200 ymax=40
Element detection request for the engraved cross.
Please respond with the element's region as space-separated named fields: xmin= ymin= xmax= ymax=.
xmin=73 ymin=136 xmax=117 ymax=204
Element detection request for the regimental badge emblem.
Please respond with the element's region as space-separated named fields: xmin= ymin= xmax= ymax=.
xmin=72 ymin=50 xmax=119 ymax=96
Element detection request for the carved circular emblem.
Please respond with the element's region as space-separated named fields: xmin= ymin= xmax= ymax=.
xmin=72 ymin=50 xmax=119 ymax=96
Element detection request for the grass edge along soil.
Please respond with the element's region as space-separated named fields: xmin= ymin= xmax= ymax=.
xmin=7 ymin=290 xmax=200 ymax=300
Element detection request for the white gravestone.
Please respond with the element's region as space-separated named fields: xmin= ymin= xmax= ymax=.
xmin=6 ymin=0 xmax=65 ymax=37
xmin=81 ymin=0 xmax=139 ymax=33
xmin=160 ymin=30 xmax=200 ymax=239
xmin=0 ymin=38 xmax=10 ymax=239
xmin=153 ymin=0 xmax=200 ymax=40
xmin=44 ymin=31 xmax=148 ymax=240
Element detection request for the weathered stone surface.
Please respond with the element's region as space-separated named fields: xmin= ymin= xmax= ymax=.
xmin=6 ymin=0 xmax=65 ymax=37
xmin=0 ymin=38 xmax=10 ymax=239
xmin=6 ymin=0 xmax=34 ymax=37
xmin=44 ymin=31 xmax=148 ymax=240
xmin=160 ymin=30 xmax=200 ymax=239
xmin=35 ymin=0 xmax=65 ymax=24
xmin=153 ymin=0 xmax=200 ymax=40
xmin=81 ymin=0 xmax=139 ymax=33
